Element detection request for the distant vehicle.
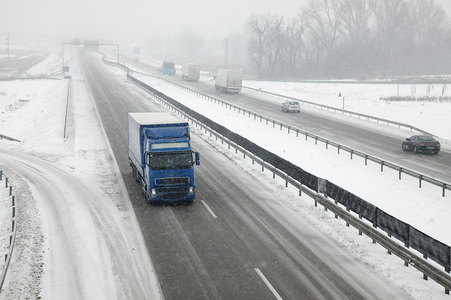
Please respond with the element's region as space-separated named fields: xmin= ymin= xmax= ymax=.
xmin=282 ymin=100 xmax=300 ymax=113
xmin=128 ymin=112 xmax=200 ymax=203
xmin=215 ymin=69 xmax=242 ymax=93
xmin=162 ymin=61 xmax=176 ymax=75
xmin=402 ymin=135 xmax=440 ymax=154
xmin=182 ymin=63 xmax=200 ymax=81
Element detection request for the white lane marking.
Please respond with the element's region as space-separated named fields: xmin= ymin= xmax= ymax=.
xmin=255 ymin=268 xmax=283 ymax=300
xmin=201 ymin=200 xmax=217 ymax=218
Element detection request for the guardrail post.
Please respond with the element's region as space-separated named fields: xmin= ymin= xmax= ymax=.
xmin=381 ymin=161 xmax=384 ymax=172
xmin=350 ymin=150 xmax=353 ymax=160
xmin=442 ymin=184 xmax=446 ymax=197
xmin=399 ymin=168 xmax=402 ymax=179
xmin=325 ymin=140 xmax=328 ymax=149
xmin=337 ymin=145 xmax=340 ymax=154
xmin=423 ymin=253 xmax=428 ymax=280
xmin=365 ymin=155 xmax=368 ymax=165
xmin=419 ymin=175 xmax=423 ymax=188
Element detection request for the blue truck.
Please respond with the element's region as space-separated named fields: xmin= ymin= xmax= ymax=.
xmin=162 ymin=61 xmax=176 ymax=75
xmin=128 ymin=112 xmax=200 ymax=203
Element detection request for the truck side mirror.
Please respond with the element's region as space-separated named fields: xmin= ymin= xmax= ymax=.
xmin=195 ymin=152 xmax=200 ymax=165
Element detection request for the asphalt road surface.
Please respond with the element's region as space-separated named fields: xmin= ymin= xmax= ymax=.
xmin=81 ymin=53 xmax=411 ymax=299
xmin=124 ymin=54 xmax=451 ymax=185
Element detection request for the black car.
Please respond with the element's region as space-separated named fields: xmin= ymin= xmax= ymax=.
xmin=402 ymin=135 xmax=440 ymax=154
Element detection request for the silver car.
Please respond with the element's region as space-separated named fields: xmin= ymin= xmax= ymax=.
xmin=282 ymin=100 xmax=300 ymax=113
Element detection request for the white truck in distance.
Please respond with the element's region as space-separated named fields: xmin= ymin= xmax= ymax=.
xmin=182 ymin=63 xmax=200 ymax=81
xmin=215 ymin=69 xmax=242 ymax=93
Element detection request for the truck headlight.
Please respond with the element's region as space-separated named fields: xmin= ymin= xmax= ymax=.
xmin=188 ymin=187 xmax=194 ymax=195
xmin=151 ymin=189 xmax=157 ymax=197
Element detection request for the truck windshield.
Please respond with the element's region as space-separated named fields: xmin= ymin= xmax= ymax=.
xmin=148 ymin=151 xmax=193 ymax=170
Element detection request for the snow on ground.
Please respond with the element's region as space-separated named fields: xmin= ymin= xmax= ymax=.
xmin=0 ymin=53 xmax=162 ymax=299
xmin=0 ymin=52 xmax=450 ymax=299
xmin=25 ymin=52 xmax=62 ymax=76
xmin=132 ymin=72 xmax=451 ymax=245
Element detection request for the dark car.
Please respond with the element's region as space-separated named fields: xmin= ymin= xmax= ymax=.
xmin=282 ymin=100 xmax=300 ymax=113
xmin=402 ymin=135 xmax=440 ymax=154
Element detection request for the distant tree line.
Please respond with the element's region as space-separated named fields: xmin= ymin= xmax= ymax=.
xmin=247 ymin=0 xmax=451 ymax=80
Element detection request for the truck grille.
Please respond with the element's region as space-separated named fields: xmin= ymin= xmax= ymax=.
xmin=158 ymin=187 xmax=189 ymax=200
xmin=155 ymin=177 xmax=189 ymax=185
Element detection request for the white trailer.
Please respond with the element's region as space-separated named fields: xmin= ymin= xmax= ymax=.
xmin=215 ymin=69 xmax=242 ymax=93
xmin=182 ymin=63 xmax=200 ymax=81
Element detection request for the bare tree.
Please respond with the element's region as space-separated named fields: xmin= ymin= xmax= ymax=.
xmin=406 ymin=0 xmax=446 ymax=49
xmin=282 ymin=18 xmax=307 ymax=78
xmin=337 ymin=0 xmax=374 ymax=77
xmin=370 ymin=0 xmax=408 ymax=74
xmin=245 ymin=0 xmax=451 ymax=78
xmin=265 ymin=16 xmax=287 ymax=79
xmin=303 ymin=0 xmax=345 ymax=75
xmin=247 ymin=14 xmax=275 ymax=79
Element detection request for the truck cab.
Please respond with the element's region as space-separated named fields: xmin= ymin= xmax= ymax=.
xmin=128 ymin=112 xmax=200 ymax=204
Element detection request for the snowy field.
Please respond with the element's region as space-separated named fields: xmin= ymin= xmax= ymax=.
xmin=0 ymin=52 xmax=450 ymax=299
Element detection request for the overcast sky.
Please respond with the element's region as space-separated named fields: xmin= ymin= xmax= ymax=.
xmin=1 ymin=0 xmax=451 ymax=46
xmin=0 ymin=0 xmax=305 ymax=45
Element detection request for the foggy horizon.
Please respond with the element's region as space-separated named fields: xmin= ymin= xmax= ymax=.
xmin=1 ymin=0 xmax=305 ymax=46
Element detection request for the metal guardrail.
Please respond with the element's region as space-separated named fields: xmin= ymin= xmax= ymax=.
xmin=242 ymin=86 xmax=436 ymax=137
xmin=126 ymin=74 xmax=451 ymax=294
xmin=0 ymin=135 xmax=21 ymax=143
xmin=101 ymin=56 xmax=451 ymax=293
xmin=125 ymin=68 xmax=450 ymax=197
xmin=102 ymin=54 xmax=451 ymax=196
xmin=0 ymin=170 xmax=17 ymax=292
xmin=0 ymin=74 xmax=62 ymax=82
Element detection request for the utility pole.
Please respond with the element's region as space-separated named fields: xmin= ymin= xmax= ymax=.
xmin=224 ymin=38 xmax=228 ymax=68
